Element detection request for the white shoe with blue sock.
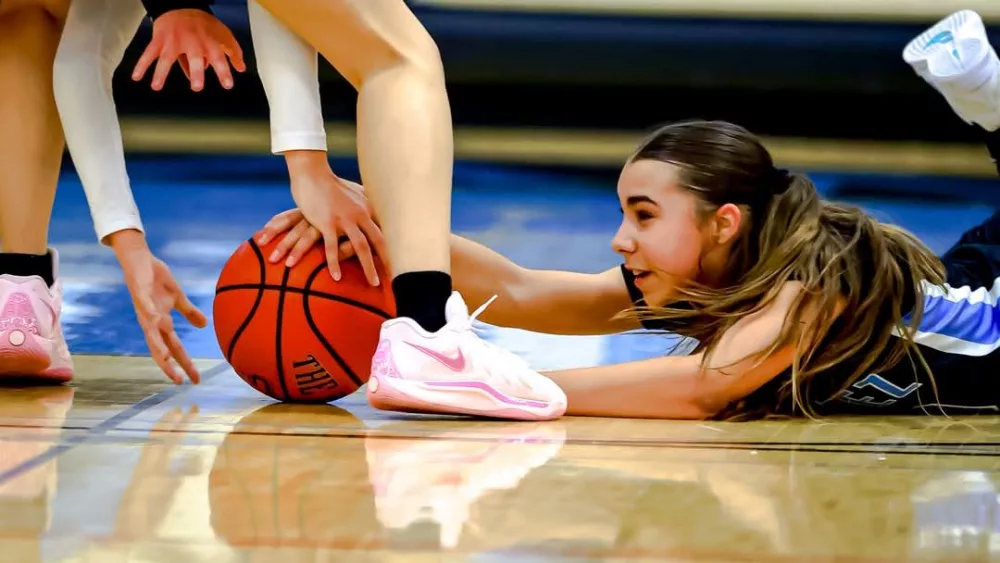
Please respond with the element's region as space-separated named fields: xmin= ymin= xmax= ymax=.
xmin=904 ymin=10 xmax=1000 ymax=131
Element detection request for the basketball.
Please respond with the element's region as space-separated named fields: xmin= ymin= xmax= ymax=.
xmin=213 ymin=235 xmax=395 ymax=403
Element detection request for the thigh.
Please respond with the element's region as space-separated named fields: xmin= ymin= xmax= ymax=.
xmin=0 ymin=0 xmax=70 ymax=22
xmin=251 ymin=0 xmax=440 ymax=88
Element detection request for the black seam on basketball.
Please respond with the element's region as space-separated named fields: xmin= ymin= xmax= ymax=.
xmin=216 ymin=284 xmax=392 ymax=320
xmin=274 ymin=265 xmax=293 ymax=401
xmin=302 ymin=262 xmax=364 ymax=388
xmin=224 ymin=239 xmax=268 ymax=363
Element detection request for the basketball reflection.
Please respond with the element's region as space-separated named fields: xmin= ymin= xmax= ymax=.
xmin=207 ymin=403 xmax=380 ymax=561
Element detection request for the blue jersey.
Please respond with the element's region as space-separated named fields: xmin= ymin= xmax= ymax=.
xmin=816 ymin=251 xmax=1000 ymax=416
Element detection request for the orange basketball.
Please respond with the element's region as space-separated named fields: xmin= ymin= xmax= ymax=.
xmin=213 ymin=235 xmax=395 ymax=403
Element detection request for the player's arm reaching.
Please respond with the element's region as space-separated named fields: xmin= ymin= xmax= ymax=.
xmin=247 ymin=1 xmax=387 ymax=287
xmin=52 ymin=0 xmax=253 ymax=384
xmin=447 ymin=235 xmax=640 ymax=335
xmin=53 ymin=0 xmax=230 ymax=384
xmin=52 ymin=0 xmax=376 ymax=383
xmin=257 ymin=207 xmax=640 ymax=336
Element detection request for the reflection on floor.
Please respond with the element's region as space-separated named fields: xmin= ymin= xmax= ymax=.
xmin=2 ymin=359 xmax=1000 ymax=562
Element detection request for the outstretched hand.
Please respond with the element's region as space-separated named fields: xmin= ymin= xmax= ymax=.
xmin=133 ymin=9 xmax=246 ymax=91
xmin=110 ymin=230 xmax=208 ymax=384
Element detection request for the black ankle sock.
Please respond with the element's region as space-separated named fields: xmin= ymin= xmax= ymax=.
xmin=391 ymin=271 xmax=452 ymax=332
xmin=0 ymin=252 xmax=53 ymax=287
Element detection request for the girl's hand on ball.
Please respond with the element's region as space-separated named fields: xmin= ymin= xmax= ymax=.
xmin=257 ymin=208 xmax=365 ymax=275
xmin=257 ymin=209 xmax=321 ymax=266
xmin=281 ymin=154 xmax=386 ymax=286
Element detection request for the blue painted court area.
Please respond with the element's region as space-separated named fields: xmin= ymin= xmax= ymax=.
xmin=50 ymin=155 xmax=997 ymax=371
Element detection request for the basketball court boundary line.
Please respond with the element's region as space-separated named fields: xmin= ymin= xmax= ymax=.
xmin=11 ymin=419 xmax=996 ymax=459
xmin=109 ymin=428 xmax=1000 ymax=458
xmin=0 ymin=360 xmax=232 ymax=486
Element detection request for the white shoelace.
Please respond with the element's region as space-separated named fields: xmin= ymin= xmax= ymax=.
xmin=452 ymin=295 xmax=533 ymax=386
xmin=468 ymin=295 xmax=498 ymax=324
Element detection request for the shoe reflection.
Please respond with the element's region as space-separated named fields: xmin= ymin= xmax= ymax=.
xmin=0 ymin=386 xmax=75 ymax=563
xmin=365 ymin=421 xmax=566 ymax=549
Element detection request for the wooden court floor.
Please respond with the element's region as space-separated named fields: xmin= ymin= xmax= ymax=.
xmin=0 ymin=355 xmax=997 ymax=562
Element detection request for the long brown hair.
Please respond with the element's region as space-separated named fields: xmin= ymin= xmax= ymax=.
xmin=626 ymin=120 xmax=946 ymax=418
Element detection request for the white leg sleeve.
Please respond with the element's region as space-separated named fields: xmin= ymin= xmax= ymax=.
xmin=53 ymin=0 xmax=147 ymax=244
xmin=249 ymin=1 xmax=327 ymax=154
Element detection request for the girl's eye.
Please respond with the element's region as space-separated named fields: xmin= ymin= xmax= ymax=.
xmin=636 ymin=210 xmax=654 ymax=221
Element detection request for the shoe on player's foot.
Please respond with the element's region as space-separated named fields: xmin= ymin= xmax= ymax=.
xmin=0 ymin=250 xmax=73 ymax=383
xmin=904 ymin=9 xmax=1000 ymax=130
xmin=366 ymin=292 xmax=567 ymax=421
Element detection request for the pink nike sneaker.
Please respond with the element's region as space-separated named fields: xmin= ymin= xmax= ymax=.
xmin=0 ymin=251 xmax=73 ymax=383
xmin=367 ymin=292 xmax=567 ymax=420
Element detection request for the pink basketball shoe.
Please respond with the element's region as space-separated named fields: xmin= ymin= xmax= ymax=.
xmin=0 ymin=251 xmax=73 ymax=382
xmin=366 ymin=292 xmax=566 ymax=421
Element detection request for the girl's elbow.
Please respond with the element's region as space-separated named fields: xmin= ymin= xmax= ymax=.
xmin=688 ymin=385 xmax=736 ymax=420
xmin=684 ymin=399 xmax=722 ymax=420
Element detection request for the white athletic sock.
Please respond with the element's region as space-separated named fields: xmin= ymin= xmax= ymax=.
xmin=904 ymin=10 xmax=1000 ymax=131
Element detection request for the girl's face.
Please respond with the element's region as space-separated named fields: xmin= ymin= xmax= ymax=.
xmin=611 ymin=160 xmax=742 ymax=306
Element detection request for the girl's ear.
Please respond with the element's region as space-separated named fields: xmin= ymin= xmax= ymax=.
xmin=712 ymin=203 xmax=744 ymax=245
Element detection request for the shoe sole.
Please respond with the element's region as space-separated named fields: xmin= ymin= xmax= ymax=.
xmin=904 ymin=9 xmax=980 ymax=66
xmin=0 ymin=329 xmax=72 ymax=383
xmin=367 ymin=374 xmax=565 ymax=421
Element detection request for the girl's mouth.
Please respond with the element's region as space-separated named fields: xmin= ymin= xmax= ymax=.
xmin=632 ymin=270 xmax=651 ymax=285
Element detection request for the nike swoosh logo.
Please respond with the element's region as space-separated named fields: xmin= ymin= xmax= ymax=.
xmin=925 ymin=31 xmax=954 ymax=49
xmin=404 ymin=341 xmax=467 ymax=371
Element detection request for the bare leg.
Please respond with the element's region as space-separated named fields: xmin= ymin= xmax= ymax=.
xmin=251 ymin=0 xmax=453 ymax=330
xmin=0 ymin=2 xmax=67 ymax=258
xmin=0 ymin=0 xmax=74 ymax=383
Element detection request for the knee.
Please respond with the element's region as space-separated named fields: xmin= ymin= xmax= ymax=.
xmin=351 ymin=10 xmax=445 ymax=86
xmin=379 ymin=30 xmax=445 ymax=87
xmin=403 ymin=27 xmax=444 ymax=75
